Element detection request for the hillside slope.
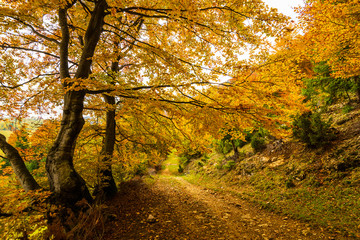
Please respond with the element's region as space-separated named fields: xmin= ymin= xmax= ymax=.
xmin=183 ymin=104 xmax=360 ymax=238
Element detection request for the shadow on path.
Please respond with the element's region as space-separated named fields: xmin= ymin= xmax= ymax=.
xmin=102 ymin=176 xmax=349 ymax=240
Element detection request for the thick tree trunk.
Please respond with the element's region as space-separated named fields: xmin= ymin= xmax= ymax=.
xmin=46 ymin=0 xmax=107 ymax=206
xmin=0 ymin=134 xmax=40 ymax=191
xmin=46 ymin=91 xmax=93 ymax=205
xmin=94 ymin=94 xmax=118 ymax=201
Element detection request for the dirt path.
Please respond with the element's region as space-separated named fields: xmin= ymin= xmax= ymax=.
xmin=103 ymin=176 xmax=349 ymax=240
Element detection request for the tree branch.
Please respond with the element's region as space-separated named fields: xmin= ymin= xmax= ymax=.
xmin=0 ymin=134 xmax=40 ymax=191
xmin=0 ymin=73 xmax=58 ymax=89
xmin=85 ymin=81 xmax=223 ymax=95
xmin=0 ymin=44 xmax=78 ymax=66
xmin=59 ymin=8 xmax=71 ymax=80
xmin=8 ymin=16 xmax=60 ymax=45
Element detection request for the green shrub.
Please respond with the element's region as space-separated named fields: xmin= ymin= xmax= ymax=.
xmin=223 ymin=160 xmax=236 ymax=171
xmin=178 ymin=165 xmax=184 ymax=173
xmin=179 ymin=150 xmax=202 ymax=162
xmin=214 ymin=139 xmax=233 ymax=155
xmin=250 ymin=132 xmax=266 ymax=152
xmin=134 ymin=161 xmax=148 ymax=175
xmin=215 ymin=129 xmax=249 ymax=155
xmin=292 ymin=111 xmax=336 ymax=148
xmin=342 ymin=104 xmax=354 ymax=114
xmin=303 ymin=61 xmax=357 ymax=106
xmin=179 ymin=155 xmax=190 ymax=166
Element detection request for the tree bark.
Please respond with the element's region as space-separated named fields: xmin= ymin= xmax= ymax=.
xmin=46 ymin=0 xmax=108 ymax=206
xmin=0 ymin=134 xmax=40 ymax=191
xmin=94 ymin=94 xmax=118 ymax=201
xmin=46 ymin=91 xmax=93 ymax=205
xmin=354 ymin=76 xmax=360 ymax=103
xmin=94 ymin=43 xmax=125 ymax=201
xmin=231 ymin=140 xmax=239 ymax=160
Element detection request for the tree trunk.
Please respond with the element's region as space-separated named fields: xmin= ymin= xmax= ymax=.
xmin=231 ymin=140 xmax=239 ymax=160
xmin=94 ymin=45 xmax=125 ymax=201
xmin=355 ymin=76 xmax=360 ymax=103
xmin=0 ymin=134 xmax=40 ymax=191
xmin=94 ymin=94 xmax=118 ymax=201
xmin=46 ymin=0 xmax=107 ymax=206
xmin=46 ymin=91 xmax=93 ymax=205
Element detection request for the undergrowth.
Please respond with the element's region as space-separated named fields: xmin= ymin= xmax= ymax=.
xmin=177 ymin=141 xmax=360 ymax=238
xmin=183 ymin=170 xmax=360 ymax=238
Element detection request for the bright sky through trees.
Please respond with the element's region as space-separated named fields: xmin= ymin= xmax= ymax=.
xmin=264 ymin=0 xmax=304 ymax=20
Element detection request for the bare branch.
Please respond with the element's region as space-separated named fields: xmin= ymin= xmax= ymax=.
xmin=85 ymin=81 xmax=222 ymax=95
xmin=8 ymin=16 xmax=60 ymax=45
xmin=0 ymin=44 xmax=78 ymax=66
xmin=0 ymin=73 xmax=58 ymax=89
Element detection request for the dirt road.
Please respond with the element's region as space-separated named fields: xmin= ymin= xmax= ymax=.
xmin=103 ymin=176 xmax=349 ymax=240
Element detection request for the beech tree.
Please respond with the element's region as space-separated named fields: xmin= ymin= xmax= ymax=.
xmin=299 ymin=0 xmax=360 ymax=101
xmin=0 ymin=0 xmax=301 ymax=206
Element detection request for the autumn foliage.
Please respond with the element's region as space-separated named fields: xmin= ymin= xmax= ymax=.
xmin=1 ymin=0 xmax=359 ymax=238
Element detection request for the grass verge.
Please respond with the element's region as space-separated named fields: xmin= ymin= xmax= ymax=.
xmin=182 ymin=170 xmax=360 ymax=238
xmin=161 ymin=150 xmax=181 ymax=175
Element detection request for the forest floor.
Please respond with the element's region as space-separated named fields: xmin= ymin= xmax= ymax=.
xmin=102 ymin=175 xmax=350 ymax=240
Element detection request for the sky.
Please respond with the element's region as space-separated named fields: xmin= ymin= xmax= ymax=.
xmin=263 ymin=0 xmax=305 ymax=20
